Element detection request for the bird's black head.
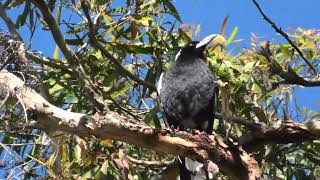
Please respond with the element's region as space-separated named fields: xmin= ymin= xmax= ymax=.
xmin=175 ymin=34 xmax=221 ymax=61
xmin=179 ymin=41 xmax=202 ymax=58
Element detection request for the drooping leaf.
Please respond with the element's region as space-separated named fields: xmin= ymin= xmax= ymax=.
xmin=15 ymin=1 xmax=30 ymax=28
xmin=162 ymin=0 xmax=182 ymax=22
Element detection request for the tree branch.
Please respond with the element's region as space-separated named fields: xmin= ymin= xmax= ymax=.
xmin=240 ymin=120 xmax=320 ymax=152
xmin=261 ymin=42 xmax=320 ymax=87
xmin=80 ymin=1 xmax=156 ymax=91
xmin=251 ymin=0 xmax=317 ymax=74
xmin=29 ymin=0 xmax=78 ymax=66
xmin=127 ymin=155 xmax=175 ymax=168
xmin=0 ymin=2 xmax=22 ymax=41
xmin=217 ymin=113 xmax=320 ymax=152
xmin=26 ymin=52 xmax=73 ymax=74
xmin=0 ymin=71 xmax=262 ymax=180
xmin=0 ymin=1 xmax=107 ymax=110
xmin=29 ymin=0 xmax=108 ymax=111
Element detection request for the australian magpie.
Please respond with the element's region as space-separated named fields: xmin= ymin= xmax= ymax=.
xmin=157 ymin=34 xmax=224 ymax=179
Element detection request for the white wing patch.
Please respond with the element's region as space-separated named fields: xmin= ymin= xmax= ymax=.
xmin=157 ymin=73 xmax=164 ymax=95
xmin=185 ymin=157 xmax=212 ymax=179
xmin=174 ymin=49 xmax=182 ymax=61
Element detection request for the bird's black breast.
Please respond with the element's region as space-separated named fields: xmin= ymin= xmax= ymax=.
xmin=160 ymin=57 xmax=216 ymax=132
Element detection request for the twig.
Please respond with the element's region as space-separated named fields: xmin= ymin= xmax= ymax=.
xmin=215 ymin=113 xmax=266 ymax=132
xmin=251 ymin=0 xmax=317 ymax=74
xmin=26 ymin=52 xmax=73 ymax=74
xmin=0 ymin=89 xmax=9 ymax=108
xmin=16 ymin=94 xmax=28 ymax=126
xmin=1 ymin=143 xmax=45 ymax=146
xmin=127 ymin=156 xmax=175 ymax=167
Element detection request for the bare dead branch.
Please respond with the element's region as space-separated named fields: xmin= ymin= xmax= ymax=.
xmin=251 ymin=0 xmax=317 ymax=74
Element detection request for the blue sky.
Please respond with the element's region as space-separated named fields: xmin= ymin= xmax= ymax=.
xmin=175 ymin=0 xmax=320 ymax=41
xmin=174 ymin=0 xmax=320 ymax=112
xmin=0 ymin=0 xmax=319 ymax=112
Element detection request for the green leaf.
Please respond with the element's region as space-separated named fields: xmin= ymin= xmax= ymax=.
xmin=65 ymin=38 xmax=83 ymax=46
xmin=252 ymin=106 xmax=267 ymax=123
xmin=111 ymin=83 xmax=131 ymax=99
xmin=279 ymin=44 xmax=291 ymax=58
xmin=100 ymin=160 xmax=109 ymax=175
xmin=8 ymin=0 xmax=24 ymax=8
xmin=16 ymin=1 xmax=30 ymax=28
xmin=311 ymin=113 xmax=320 ymax=120
xmin=162 ymin=0 xmax=182 ymax=22
xmin=133 ymin=16 xmax=153 ymax=27
xmin=55 ymin=4 xmax=62 ymax=24
xmin=147 ymin=30 xmax=158 ymax=45
xmin=226 ymin=26 xmax=238 ymax=46
xmin=112 ymin=7 xmax=128 ymax=14
xmin=177 ymin=28 xmax=192 ymax=46
xmin=304 ymin=152 xmax=320 ymax=165
xmin=240 ymin=73 xmax=250 ymax=82
xmin=252 ymin=83 xmax=262 ymax=94
xmin=49 ymin=83 xmax=63 ymax=95
xmin=96 ymin=0 xmax=110 ymax=6
xmin=223 ymin=60 xmax=234 ymax=69
xmin=123 ymin=44 xmax=155 ymax=54
xmin=243 ymin=61 xmax=259 ymax=72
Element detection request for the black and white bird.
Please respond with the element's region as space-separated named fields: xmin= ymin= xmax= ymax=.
xmin=157 ymin=34 xmax=224 ymax=180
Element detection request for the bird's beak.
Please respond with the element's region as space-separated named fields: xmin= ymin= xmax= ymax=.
xmin=195 ymin=34 xmax=225 ymax=51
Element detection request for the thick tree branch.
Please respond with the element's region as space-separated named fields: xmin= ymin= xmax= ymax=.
xmin=0 ymin=71 xmax=262 ymax=180
xmin=240 ymin=120 xmax=320 ymax=152
xmin=251 ymin=0 xmax=317 ymax=74
xmin=216 ymin=113 xmax=320 ymax=152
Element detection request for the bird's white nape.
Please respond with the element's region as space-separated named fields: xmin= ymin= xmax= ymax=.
xmin=174 ymin=49 xmax=182 ymax=61
xmin=157 ymin=73 xmax=164 ymax=95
